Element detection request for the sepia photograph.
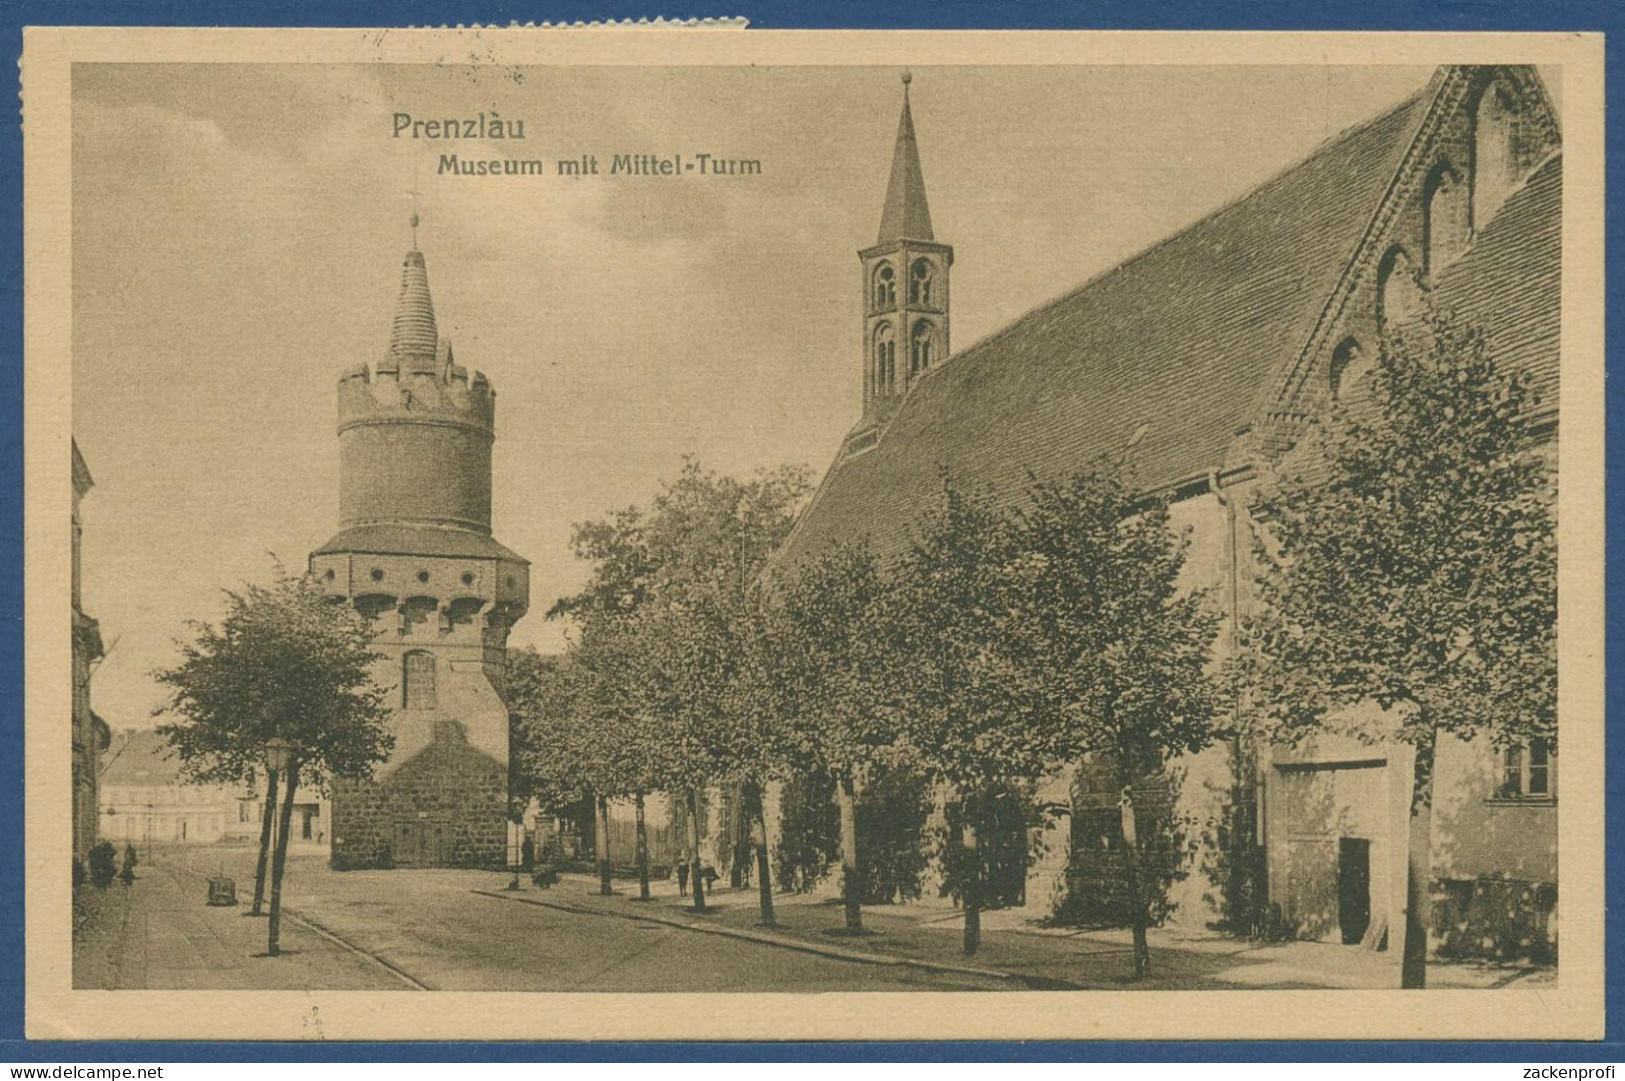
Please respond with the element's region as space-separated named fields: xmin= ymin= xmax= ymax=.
xmin=23 ymin=27 xmax=1605 ymax=1042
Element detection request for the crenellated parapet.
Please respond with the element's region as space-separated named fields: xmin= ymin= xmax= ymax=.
xmin=338 ymin=353 xmax=496 ymax=438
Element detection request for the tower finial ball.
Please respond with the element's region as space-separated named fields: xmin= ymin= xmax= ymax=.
xmin=902 ymin=70 xmax=912 ymax=86
xmin=410 ymin=211 xmax=421 ymax=230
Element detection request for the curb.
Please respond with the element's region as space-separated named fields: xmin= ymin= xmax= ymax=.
xmin=161 ymin=857 xmax=429 ymax=991
xmin=469 ymin=887 xmax=1022 ymax=986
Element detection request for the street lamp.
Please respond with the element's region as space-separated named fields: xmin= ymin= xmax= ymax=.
xmin=263 ymin=738 xmax=294 ymax=956
xmin=264 ymin=737 xmax=292 ymax=775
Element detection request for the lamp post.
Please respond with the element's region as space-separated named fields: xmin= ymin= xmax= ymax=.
xmin=263 ymin=738 xmax=293 ymax=957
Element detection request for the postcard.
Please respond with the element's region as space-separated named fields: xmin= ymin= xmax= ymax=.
xmin=24 ymin=26 xmax=1605 ymax=1041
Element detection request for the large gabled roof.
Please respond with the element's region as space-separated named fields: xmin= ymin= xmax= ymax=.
xmin=100 ymin=729 xmax=183 ymax=787
xmin=779 ymin=83 xmax=1434 ymax=566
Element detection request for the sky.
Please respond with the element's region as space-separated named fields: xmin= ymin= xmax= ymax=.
xmin=73 ymin=60 xmax=1527 ymax=729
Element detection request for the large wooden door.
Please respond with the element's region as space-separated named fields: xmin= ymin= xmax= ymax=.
xmin=392 ymin=819 xmax=450 ymax=867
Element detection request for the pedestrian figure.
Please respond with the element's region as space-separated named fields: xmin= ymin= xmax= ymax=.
xmin=521 ymin=836 xmax=535 ymax=872
xmin=702 ymin=864 xmax=719 ymax=892
xmin=119 ymin=843 xmax=137 ymax=887
xmin=677 ymin=859 xmax=689 ymax=897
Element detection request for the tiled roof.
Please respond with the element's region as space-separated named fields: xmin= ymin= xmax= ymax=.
xmin=313 ymin=522 xmax=528 ymax=563
xmin=780 ymin=88 xmax=1433 ymax=566
xmin=1430 ymin=154 xmax=1561 ymax=409
xmin=100 ymin=729 xmax=184 ymax=786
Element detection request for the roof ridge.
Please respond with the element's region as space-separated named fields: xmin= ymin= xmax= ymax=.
xmin=926 ymin=85 xmax=1433 ymax=378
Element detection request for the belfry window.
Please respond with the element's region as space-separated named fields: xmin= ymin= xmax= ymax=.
xmin=873 ymin=323 xmax=896 ymax=396
xmin=909 ymin=259 xmax=934 ymax=305
xmin=403 ymin=650 xmax=436 ymax=711
xmin=873 ymin=264 xmax=896 ymax=309
xmin=910 ymin=320 xmax=934 ymax=375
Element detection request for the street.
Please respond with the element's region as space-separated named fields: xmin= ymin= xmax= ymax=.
xmin=74 ymin=846 xmax=1008 ymax=992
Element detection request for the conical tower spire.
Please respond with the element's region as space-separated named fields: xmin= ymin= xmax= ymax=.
xmin=877 ymin=72 xmax=935 ymax=243
xmin=386 ymin=224 xmax=439 ymax=372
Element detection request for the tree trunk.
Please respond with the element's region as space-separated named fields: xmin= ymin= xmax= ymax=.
xmin=961 ymin=815 xmax=981 ymax=956
xmin=729 ymin=791 xmax=746 ymax=889
xmin=687 ymin=789 xmax=706 ymax=912
xmin=596 ymin=794 xmax=613 ymax=896
xmin=1401 ymin=728 xmax=1438 ymax=989
xmin=267 ymin=761 xmax=299 ymax=957
xmin=1120 ymin=784 xmax=1151 ymax=980
xmin=634 ymin=792 xmax=651 ymax=901
xmin=836 ymin=773 xmax=862 ymax=932
xmin=746 ymin=780 xmax=775 ymax=928
xmin=250 ymin=766 xmax=279 ymax=916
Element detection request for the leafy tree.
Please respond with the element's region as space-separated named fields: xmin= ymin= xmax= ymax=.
xmin=888 ymin=477 xmax=1047 ymax=955
xmin=546 ymin=458 xmax=810 ymax=919
xmin=1003 ymin=464 xmax=1224 ymax=979
xmin=756 ymin=540 xmax=907 ymax=931
xmin=510 ymin=630 xmax=658 ymax=896
xmin=1241 ymin=309 xmax=1555 ymax=988
xmin=508 ymin=647 xmax=588 ymax=815
xmin=154 ymin=570 xmax=392 ymax=918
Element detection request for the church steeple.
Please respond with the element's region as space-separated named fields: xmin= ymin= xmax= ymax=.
xmin=877 ymin=72 xmax=935 ymax=243
xmin=855 ymin=73 xmax=953 ymax=431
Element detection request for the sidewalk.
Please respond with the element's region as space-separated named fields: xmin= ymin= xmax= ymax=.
xmin=71 ymin=856 xmax=416 ymax=990
xmin=478 ymin=871 xmax=1556 ymax=991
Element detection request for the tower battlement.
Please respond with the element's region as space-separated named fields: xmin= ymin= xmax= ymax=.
xmin=337 ymin=356 xmax=497 ymax=436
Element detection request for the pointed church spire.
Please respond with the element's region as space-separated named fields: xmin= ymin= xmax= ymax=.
xmin=386 ymin=223 xmax=439 ymax=371
xmin=877 ymin=71 xmax=935 ymax=244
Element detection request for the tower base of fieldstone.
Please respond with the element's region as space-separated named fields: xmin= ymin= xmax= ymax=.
xmin=330 ymin=719 xmax=509 ymax=870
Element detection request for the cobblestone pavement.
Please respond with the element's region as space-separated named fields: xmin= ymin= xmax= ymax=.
xmin=74 ymin=845 xmax=1554 ymax=993
xmin=75 ymin=846 xmax=1006 ymax=991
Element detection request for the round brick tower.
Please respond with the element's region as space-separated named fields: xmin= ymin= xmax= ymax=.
xmin=311 ymin=238 xmax=529 ymax=871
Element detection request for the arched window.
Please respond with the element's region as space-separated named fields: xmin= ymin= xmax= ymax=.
xmin=873 ymin=263 xmax=896 ymax=309
xmin=909 ymin=258 xmax=934 ymax=305
xmin=910 ymin=320 xmax=935 ymax=375
xmin=403 ymin=650 xmax=436 ymax=711
xmin=1423 ymin=162 xmax=1470 ymax=273
xmin=873 ymin=323 xmax=896 ymax=396
xmin=1329 ymin=336 xmax=1372 ymax=401
xmin=1377 ymin=247 xmax=1422 ymax=333
xmin=1473 ymin=80 xmax=1520 ymax=232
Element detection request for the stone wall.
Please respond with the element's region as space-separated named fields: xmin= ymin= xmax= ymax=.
xmin=331 ymin=719 xmax=508 ymax=870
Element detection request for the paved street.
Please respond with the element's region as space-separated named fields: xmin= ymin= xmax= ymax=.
xmin=75 ymin=846 xmax=1007 ymax=991
xmin=72 ymin=844 xmax=1556 ymax=993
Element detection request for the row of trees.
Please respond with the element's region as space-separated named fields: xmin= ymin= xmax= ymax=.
xmin=514 ymin=456 xmax=1227 ymax=975
xmin=516 ymin=311 xmax=1555 ymax=985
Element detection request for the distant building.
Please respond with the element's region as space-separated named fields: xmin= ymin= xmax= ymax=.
xmin=311 ymin=236 xmax=530 ymax=870
xmin=71 ymin=440 xmax=110 ymax=863
xmin=99 ymin=729 xmax=246 ymax=846
xmin=776 ymin=67 xmax=1560 ymax=959
xmin=97 ymin=728 xmax=330 ymax=848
